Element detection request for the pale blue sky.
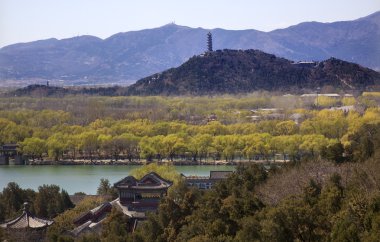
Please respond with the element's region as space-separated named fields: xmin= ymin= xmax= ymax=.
xmin=0 ymin=0 xmax=379 ymax=47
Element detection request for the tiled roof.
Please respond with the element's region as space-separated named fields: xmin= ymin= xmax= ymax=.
xmin=73 ymin=202 xmax=112 ymax=225
xmin=182 ymin=171 xmax=233 ymax=180
xmin=71 ymin=219 xmax=104 ymax=237
xmin=0 ymin=210 xmax=53 ymax=229
xmin=182 ymin=171 xmax=233 ymax=190
xmin=71 ymin=198 xmax=146 ymax=237
xmin=114 ymin=172 xmax=173 ymax=189
xmin=210 ymin=171 xmax=233 ymax=179
xmin=183 ymin=175 xmax=210 ymax=180
xmin=112 ymin=199 xmax=146 ymax=218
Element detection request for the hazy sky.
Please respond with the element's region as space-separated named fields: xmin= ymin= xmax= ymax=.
xmin=0 ymin=0 xmax=379 ymax=47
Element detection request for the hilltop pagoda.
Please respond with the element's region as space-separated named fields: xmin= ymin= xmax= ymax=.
xmin=207 ymin=32 xmax=213 ymax=52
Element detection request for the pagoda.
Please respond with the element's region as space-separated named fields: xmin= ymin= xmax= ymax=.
xmin=207 ymin=32 xmax=213 ymax=52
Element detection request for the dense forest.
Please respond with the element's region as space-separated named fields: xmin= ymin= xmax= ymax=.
xmin=133 ymin=157 xmax=380 ymax=242
xmin=0 ymin=94 xmax=379 ymax=163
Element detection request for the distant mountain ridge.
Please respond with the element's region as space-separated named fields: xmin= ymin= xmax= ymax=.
xmin=127 ymin=49 xmax=380 ymax=95
xmin=0 ymin=11 xmax=379 ymax=86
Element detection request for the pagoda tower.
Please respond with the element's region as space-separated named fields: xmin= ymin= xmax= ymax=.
xmin=207 ymin=32 xmax=213 ymax=52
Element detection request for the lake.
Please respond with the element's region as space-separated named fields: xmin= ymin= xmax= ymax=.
xmin=0 ymin=165 xmax=235 ymax=194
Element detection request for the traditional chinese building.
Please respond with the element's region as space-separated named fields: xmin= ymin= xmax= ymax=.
xmin=182 ymin=171 xmax=233 ymax=190
xmin=71 ymin=172 xmax=173 ymax=236
xmin=0 ymin=202 xmax=53 ymax=229
xmin=114 ymin=172 xmax=173 ymax=211
xmin=0 ymin=144 xmax=24 ymax=165
xmin=71 ymin=202 xmax=113 ymax=236
xmin=0 ymin=203 xmax=54 ymax=241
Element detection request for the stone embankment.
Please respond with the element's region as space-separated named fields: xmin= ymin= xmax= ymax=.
xmin=24 ymin=159 xmax=239 ymax=166
xmin=8 ymin=158 xmax=287 ymax=166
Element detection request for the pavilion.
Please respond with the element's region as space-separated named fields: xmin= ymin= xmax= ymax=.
xmin=0 ymin=202 xmax=54 ymax=229
xmin=0 ymin=202 xmax=53 ymax=241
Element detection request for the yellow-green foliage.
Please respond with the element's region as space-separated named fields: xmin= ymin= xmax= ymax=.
xmin=341 ymin=97 xmax=356 ymax=106
xmin=362 ymin=107 xmax=380 ymax=124
xmin=362 ymin=92 xmax=380 ymax=97
xmin=300 ymin=110 xmax=348 ymax=139
xmin=1 ymin=95 xmax=379 ymax=163
xmin=346 ymin=111 xmax=363 ymax=133
xmin=315 ymin=96 xmax=339 ymax=107
xmin=130 ymin=163 xmax=181 ymax=184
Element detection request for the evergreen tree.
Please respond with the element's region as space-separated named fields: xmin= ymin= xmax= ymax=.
xmin=101 ymin=208 xmax=131 ymax=241
xmin=60 ymin=189 xmax=74 ymax=210
xmin=97 ymin=178 xmax=118 ymax=199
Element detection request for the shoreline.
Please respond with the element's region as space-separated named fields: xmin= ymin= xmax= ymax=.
xmin=2 ymin=158 xmax=289 ymax=166
xmin=27 ymin=159 xmax=236 ymax=166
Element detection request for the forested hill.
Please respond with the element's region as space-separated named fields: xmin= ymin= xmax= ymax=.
xmin=6 ymin=50 xmax=380 ymax=97
xmin=127 ymin=49 xmax=380 ymax=95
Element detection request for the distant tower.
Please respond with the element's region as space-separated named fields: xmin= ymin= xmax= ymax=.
xmin=46 ymin=81 xmax=49 ymax=87
xmin=207 ymin=32 xmax=213 ymax=52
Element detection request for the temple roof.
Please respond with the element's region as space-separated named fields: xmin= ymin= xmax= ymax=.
xmin=182 ymin=171 xmax=233 ymax=180
xmin=71 ymin=198 xmax=146 ymax=236
xmin=210 ymin=171 xmax=233 ymax=179
xmin=0 ymin=203 xmax=53 ymax=229
xmin=114 ymin=172 xmax=173 ymax=190
xmin=73 ymin=202 xmax=112 ymax=226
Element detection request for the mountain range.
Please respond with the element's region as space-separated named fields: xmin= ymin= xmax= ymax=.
xmin=0 ymin=11 xmax=379 ymax=86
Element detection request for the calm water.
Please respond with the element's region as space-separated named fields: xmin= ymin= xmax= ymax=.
xmin=0 ymin=165 xmax=235 ymax=194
